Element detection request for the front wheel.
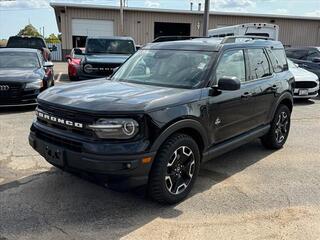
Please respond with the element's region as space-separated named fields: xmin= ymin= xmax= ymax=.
xmin=261 ymin=104 xmax=291 ymax=149
xmin=148 ymin=133 xmax=200 ymax=204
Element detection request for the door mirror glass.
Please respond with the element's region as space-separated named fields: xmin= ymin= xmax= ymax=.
xmin=218 ymin=77 xmax=241 ymax=91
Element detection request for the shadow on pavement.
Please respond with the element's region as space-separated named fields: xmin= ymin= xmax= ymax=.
xmin=0 ymin=105 xmax=36 ymax=115
xmin=0 ymin=141 xmax=274 ymax=239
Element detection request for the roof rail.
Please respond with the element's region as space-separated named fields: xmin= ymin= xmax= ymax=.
xmin=220 ymin=35 xmax=273 ymax=44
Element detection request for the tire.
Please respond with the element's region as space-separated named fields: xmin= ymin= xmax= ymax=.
xmin=261 ymin=104 xmax=291 ymax=149
xmin=148 ymin=133 xmax=200 ymax=204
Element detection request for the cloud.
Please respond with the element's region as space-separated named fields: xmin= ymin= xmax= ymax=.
xmin=306 ymin=10 xmax=320 ymax=17
xmin=273 ymin=8 xmax=289 ymax=15
xmin=0 ymin=0 xmax=49 ymax=9
xmin=213 ymin=0 xmax=255 ymax=10
xmin=145 ymin=0 xmax=160 ymax=8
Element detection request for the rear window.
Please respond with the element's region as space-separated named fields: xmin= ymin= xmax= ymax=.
xmin=0 ymin=52 xmax=40 ymax=68
xmin=86 ymin=39 xmax=135 ymax=55
xmin=285 ymin=49 xmax=308 ymax=60
xmin=7 ymin=37 xmax=46 ymax=49
xmin=267 ymin=48 xmax=288 ymax=73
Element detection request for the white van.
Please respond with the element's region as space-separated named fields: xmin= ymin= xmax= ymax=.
xmin=208 ymin=23 xmax=279 ymax=40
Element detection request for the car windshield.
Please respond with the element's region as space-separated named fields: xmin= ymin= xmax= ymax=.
xmin=112 ymin=49 xmax=215 ymax=88
xmin=86 ymin=39 xmax=135 ymax=54
xmin=0 ymin=52 xmax=40 ymax=68
xmin=7 ymin=38 xmax=45 ymax=49
xmin=287 ymin=59 xmax=298 ymax=69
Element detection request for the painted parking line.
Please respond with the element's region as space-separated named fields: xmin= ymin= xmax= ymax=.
xmin=54 ymin=72 xmax=63 ymax=83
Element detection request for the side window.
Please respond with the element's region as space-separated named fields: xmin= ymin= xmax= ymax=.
xmin=216 ymin=49 xmax=246 ymax=82
xmin=307 ymin=49 xmax=320 ymax=60
xmin=247 ymin=49 xmax=271 ymax=80
xmin=267 ymin=48 xmax=288 ymax=73
xmin=287 ymin=49 xmax=308 ymax=60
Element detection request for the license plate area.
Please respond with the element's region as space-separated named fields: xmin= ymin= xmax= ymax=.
xmin=44 ymin=143 xmax=64 ymax=166
xmin=299 ymin=89 xmax=309 ymax=96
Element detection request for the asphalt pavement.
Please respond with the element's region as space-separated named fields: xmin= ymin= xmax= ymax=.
xmin=0 ymin=62 xmax=320 ymax=240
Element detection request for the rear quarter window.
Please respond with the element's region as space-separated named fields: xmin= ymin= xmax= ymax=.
xmin=267 ymin=48 xmax=288 ymax=73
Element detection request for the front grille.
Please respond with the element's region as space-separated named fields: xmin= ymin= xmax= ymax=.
xmin=0 ymin=82 xmax=39 ymax=105
xmin=89 ymin=63 xmax=121 ymax=76
xmin=295 ymin=81 xmax=318 ymax=88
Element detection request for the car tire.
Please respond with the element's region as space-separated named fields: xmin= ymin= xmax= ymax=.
xmin=148 ymin=133 xmax=200 ymax=204
xmin=261 ymin=104 xmax=291 ymax=149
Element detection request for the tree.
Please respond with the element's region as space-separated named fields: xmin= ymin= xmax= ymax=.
xmin=45 ymin=33 xmax=61 ymax=44
xmin=17 ymin=24 xmax=41 ymax=37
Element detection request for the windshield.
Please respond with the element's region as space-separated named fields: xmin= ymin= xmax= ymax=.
xmin=0 ymin=52 xmax=40 ymax=68
xmin=287 ymin=59 xmax=298 ymax=69
xmin=86 ymin=39 xmax=135 ymax=54
xmin=112 ymin=49 xmax=215 ymax=88
xmin=7 ymin=38 xmax=46 ymax=49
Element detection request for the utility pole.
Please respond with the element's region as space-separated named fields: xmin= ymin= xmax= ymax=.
xmin=120 ymin=0 xmax=124 ymax=35
xmin=202 ymin=0 xmax=210 ymax=37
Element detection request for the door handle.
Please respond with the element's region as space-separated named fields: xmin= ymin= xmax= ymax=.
xmin=241 ymin=92 xmax=252 ymax=98
xmin=271 ymin=85 xmax=279 ymax=91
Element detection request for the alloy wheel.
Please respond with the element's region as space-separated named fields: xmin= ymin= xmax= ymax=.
xmin=275 ymin=111 xmax=289 ymax=144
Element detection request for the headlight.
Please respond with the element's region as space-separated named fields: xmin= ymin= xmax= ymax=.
xmin=25 ymin=80 xmax=43 ymax=89
xmin=84 ymin=64 xmax=93 ymax=73
xmin=88 ymin=118 xmax=139 ymax=139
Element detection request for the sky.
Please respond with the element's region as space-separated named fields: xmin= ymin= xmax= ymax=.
xmin=0 ymin=0 xmax=319 ymax=39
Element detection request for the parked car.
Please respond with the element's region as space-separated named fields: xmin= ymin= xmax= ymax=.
xmin=286 ymin=47 xmax=320 ymax=84
xmin=288 ymin=59 xmax=319 ymax=99
xmin=29 ymin=36 xmax=294 ymax=204
xmin=78 ymin=36 xmax=136 ymax=79
xmin=0 ymin=48 xmax=54 ymax=107
xmin=65 ymin=48 xmax=85 ymax=81
xmin=7 ymin=36 xmax=53 ymax=61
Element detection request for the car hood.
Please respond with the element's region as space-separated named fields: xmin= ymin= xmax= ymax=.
xmin=290 ymin=67 xmax=319 ymax=82
xmin=84 ymin=54 xmax=130 ymax=64
xmin=38 ymin=79 xmax=202 ymax=113
xmin=0 ymin=68 xmax=42 ymax=82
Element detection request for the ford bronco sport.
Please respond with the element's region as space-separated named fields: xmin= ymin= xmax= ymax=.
xmin=29 ymin=36 xmax=294 ymax=204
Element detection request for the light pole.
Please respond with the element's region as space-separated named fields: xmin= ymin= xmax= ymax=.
xmin=120 ymin=0 xmax=124 ymax=35
xmin=202 ymin=0 xmax=210 ymax=37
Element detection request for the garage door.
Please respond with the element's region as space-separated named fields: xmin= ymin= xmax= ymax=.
xmin=72 ymin=19 xmax=114 ymax=37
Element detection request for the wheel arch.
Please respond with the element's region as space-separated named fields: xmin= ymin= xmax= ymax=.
xmin=269 ymin=92 xmax=293 ymax=121
xmin=150 ymin=119 xmax=209 ymax=156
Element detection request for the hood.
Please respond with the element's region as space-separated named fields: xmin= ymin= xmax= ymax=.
xmin=84 ymin=54 xmax=130 ymax=64
xmin=38 ymin=79 xmax=202 ymax=113
xmin=0 ymin=68 xmax=42 ymax=82
xmin=290 ymin=67 xmax=319 ymax=82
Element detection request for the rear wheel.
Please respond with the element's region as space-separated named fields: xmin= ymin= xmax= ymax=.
xmin=261 ymin=104 xmax=291 ymax=149
xmin=148 ymin=133 xmax=200 ymax=204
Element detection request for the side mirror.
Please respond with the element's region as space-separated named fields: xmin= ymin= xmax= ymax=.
xmin=65 ymin=54 xmax=71 ymax=60
xmin=218 ymin=77 xmax=241 ymax=91
xmin=311 ymin=57 xmax=320 ymax=63
xmin=43 ymin=61 xmax=54 ymax=68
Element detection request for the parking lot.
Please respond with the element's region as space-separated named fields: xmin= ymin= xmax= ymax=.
xmin=0 ymin=62 xmax=319 ymax=239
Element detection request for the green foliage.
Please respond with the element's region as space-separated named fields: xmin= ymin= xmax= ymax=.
xmin=17 ymin=24 xmax=41 ymax=37
xmin=45 ymin=33 xmax=61 ymax=44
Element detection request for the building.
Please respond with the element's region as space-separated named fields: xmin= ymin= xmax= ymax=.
xmin=51 ymin=2 xmax=320 ymax=55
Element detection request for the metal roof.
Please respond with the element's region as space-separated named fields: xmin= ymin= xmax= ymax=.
xmin=50 ymin=2 xmax=320 ymax=21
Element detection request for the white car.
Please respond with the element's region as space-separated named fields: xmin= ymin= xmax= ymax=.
xmin=288 ymin=59 xmax=319 ymax=99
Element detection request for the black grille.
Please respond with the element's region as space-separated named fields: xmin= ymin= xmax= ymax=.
xmin=88 ymin=63 xmax=121 ymax=76
xmin=0 ymin=82 xmax=38 ymax=105
xmin=295 ymin=81 xmax=318 ymax=88
xmin=0 ymin=82 xmax=22 ymax=99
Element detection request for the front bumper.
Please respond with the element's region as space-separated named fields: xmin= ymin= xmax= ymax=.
xmin=0 ymin=89 xmax=40 ymax=107
xmin=294 ymin=85 xmax=319 ymax=99
xmin=29 ymin=123 xmax=156 ymax=188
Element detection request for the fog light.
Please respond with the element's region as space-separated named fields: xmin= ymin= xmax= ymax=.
xmin=126 ymin=163 xmax=132 ymax=169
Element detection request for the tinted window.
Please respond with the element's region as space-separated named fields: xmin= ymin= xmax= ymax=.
xmin=267 ymin=48 xmax=288 ymax=73
xmin=216 ymin=49 xmax=246 ymax=82
xmin=285 ymin=49 xmax=308 ymax=60
xmin=7 ymin=37 xmax=45 ymax=49
xmin=86 ymin=39 xmax=135 ymax=54
xmin=112 ymin=50 xmax=214 ymax=89
xmin=247 ymin=49 xmax=271 ymax=80
xmin=0 ymin=52 xmax=40 ymax=68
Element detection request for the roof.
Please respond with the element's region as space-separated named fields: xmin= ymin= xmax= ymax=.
xmin=0 ymin=48 xmax=39 ymax=53
xmin=50 ymin=2 xmax=320 ymax=21
xmin=143 ymin=37 xmax=284 ymax=52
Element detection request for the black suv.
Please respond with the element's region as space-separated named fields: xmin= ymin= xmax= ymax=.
xmin=78 ymin=36 xmax=136 ymax=79
xmin=29 ymin=37 xmax=294 ymax=204
xmin=286 ymin=47 xmax=320 ymax=80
